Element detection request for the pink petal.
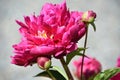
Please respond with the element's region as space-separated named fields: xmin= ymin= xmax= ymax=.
xmin=30 ymin=46 xmax=55 ymax=56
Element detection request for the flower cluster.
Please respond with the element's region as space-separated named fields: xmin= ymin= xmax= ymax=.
xmin=11 ymin=1 xmax=96 ymax=67
xmin=73 ymin=57 xmax=102 ymax=80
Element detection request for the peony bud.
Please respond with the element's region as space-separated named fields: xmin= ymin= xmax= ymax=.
xmin=82 ymin=10 xmax=96 ymax=23
xmin=37 ymin=57 xmax=51 ymax=70
xmin=73 ymin=57 xmax=102 ymax=80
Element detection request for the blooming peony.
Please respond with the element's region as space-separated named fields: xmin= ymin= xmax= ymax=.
xmin=73 ymin=57 xmax=101 ymax=80
xmin=11 ymin=1 xmax=90 ymax=66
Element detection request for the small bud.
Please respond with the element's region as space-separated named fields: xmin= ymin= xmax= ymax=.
xmin=37 ymin=57 xmax=51 ymax=70
xmin=82 ymin=10 xmax=96 ymax=23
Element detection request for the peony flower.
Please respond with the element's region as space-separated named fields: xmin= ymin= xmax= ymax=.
xmin=11 ymin=1 xmax=87 ymax=66
xmin=73 ymin=57 xmax=102 ymax=80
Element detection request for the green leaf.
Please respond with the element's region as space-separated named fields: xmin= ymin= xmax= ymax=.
xmin=94 ymin=68 xmax=120 ymax=80
xmin=35 ymin=70 xmax=66 ymax=80
xmin=52 ymin=66 xmax=68 ymax=80
xmin=35 ymin=71 xmax=50 ymax=78
xmin=90 ymin=22 xmax=96 ymax=31
xmin=66 ymin=48 xmax=86 ymax=65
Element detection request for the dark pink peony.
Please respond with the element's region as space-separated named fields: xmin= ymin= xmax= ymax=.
xmin=73 ymin=57 xmax=101 ymax=80
xmin=110 ymin=73 xmax=120 ymax=80
xmin=11 ymin=1 xmax=88 ymax=66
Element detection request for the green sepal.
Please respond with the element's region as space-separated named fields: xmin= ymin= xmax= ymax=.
xmin=90 ymin=22 xmax=96 ymax=32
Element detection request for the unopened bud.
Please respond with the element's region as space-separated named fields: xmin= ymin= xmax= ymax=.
xmin=37 ymin=57 xmax=51 ymax=70
xmin=82 ymin=10 xmax=96 ymax=23
xmin=73 ymin=57 xmax=101 ymax=80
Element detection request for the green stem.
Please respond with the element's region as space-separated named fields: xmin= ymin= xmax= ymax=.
xmin=60 ymin=57 xmax=74 ymax=80
xmin=46 ymin=69 xmax=56 ymax=80
xmin=80 ymin=27 xmax=89 ymax=80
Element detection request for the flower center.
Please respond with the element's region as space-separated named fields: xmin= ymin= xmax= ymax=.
xmin=37 ymin=31 xmax=54 ymax=39
xmin=38 ymin=31 xmax=47 ymax=39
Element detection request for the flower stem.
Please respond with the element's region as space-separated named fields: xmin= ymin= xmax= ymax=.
xmin=80 ymin=26 xmax=89 ymax=80
xmin=46 ymin=69 xmax=56 ymax=80
xmin=60 ymin=57 xmax=74 ymax=80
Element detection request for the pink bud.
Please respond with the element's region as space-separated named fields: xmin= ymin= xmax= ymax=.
xmin=82 ymin=10 xmax=96 ymax=23
xmin=37 ymin=57 xmax=51 ymax=70
xmin=73 ymin=57 xmax=101 ymax=80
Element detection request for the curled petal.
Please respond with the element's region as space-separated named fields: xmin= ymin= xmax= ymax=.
xmin=66 ymin=43 xmax=77 ymax=54
xmin=30 ymin=46 xmax=55 ymax=56
xmin=62 ymin=31 xmax=71 ymax=44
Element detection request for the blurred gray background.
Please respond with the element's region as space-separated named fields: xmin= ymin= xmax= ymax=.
xmin=0 ymin=0 xmax=120 ymax=80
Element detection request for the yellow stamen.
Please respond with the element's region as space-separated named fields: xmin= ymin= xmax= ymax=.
xmin=38 ymin=31 xmax=47 ymax=39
